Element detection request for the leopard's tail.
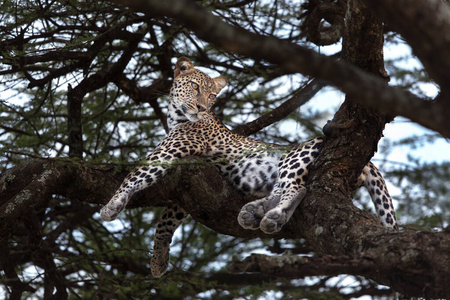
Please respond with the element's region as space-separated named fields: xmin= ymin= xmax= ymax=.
xmin=359 ymin=162 xmax=399 ymax=230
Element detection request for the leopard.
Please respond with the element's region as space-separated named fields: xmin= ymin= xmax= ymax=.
xmin=101 ymin=57 xmax=398 ymax=277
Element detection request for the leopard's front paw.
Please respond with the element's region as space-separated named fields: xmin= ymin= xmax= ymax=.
xmin=100 ymin=206 xmax=120 ymax=221
xmin=238 ymin=202 xmax=266 ymax=230
xmin=100 ymin=195 xmax=128 ymax=221
xmin=259 ymin=208 xmax=287 ymax=234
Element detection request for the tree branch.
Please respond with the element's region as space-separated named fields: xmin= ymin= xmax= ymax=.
xmin=109 ymin=0 xmax=450 ymax=138
xmin=67 ymin=29 xmax=147 ymax=157
xmin=229 ymin=253 xmax=391 ymax=278
xmin=114 ymin=75 xmax=171 ymax=133
xmin=67 ymin=84 xmax=83 ymax=158
xmin=232 ymin=79 xmax=327 ymax=136
xmin=367 ymin=0 xmax=450 ymax=92
xmin=0 ymin=242 xmax=36 ymax=299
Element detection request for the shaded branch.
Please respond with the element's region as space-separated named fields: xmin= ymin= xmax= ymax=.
xmin=229 ymin=253 xmax=389 ymax=278
xmin=0 ymin=242 xmax=36 ymax=300
xmin=25 ymin=214 xmax=68 ymax=299
xmin=232 ymin=79 xmax=327 ymax=136
xmin=67 ymin=84 xmax=83 ymax=158
xmin=109 ymin=0 xmax=450 ymax=138
xmin=367 ymin=0 xmax=450 ymax=92
xmin=300 ymin=0 xmax=346 ymax=46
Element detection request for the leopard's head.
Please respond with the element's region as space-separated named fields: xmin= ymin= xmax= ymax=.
xmin=170 ymin=57 xmax=227 ymax=122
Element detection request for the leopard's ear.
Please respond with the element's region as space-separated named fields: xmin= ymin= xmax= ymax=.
xmin=213 ymin=76 xmax=227 ymax=93
xmin=174 ymin=57 xmax=195 ymax=78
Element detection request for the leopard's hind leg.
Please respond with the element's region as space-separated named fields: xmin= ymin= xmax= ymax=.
xmin=238 ymin=184 xmax=282 ymax=230
xmin=240 ymin=137 xmax=324 ymax=234
xmin=259 ymin=185 xmax=307 ymax=234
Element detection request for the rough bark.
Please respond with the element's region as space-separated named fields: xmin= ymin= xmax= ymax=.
xmin=293 ymin=2 xmax=450 ymax=298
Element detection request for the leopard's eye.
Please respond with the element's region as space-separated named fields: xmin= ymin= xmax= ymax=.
xmin=209 ymin=94 xmax=216 ymax=100
xmin=190 ymin=82 xmax=199 ymax=89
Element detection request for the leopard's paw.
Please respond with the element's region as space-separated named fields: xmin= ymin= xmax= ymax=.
xmin=100 ymin=194 xmax=128 ymax=221
xmin=259 ymin=207 xmax=287 ymax=234
xmin=238 ymin=202 xmax=266 ymax=230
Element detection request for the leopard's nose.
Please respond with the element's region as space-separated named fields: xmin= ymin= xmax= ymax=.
xmin=197 ymin=104 xmax=206 ymax=112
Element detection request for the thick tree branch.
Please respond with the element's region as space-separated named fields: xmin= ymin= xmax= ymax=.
xmin=231 ymin=239 xmax=450 ymax=297
xmin=109 ymin=0 xmax=450 ymax=138
xmin=0 ymin=159 xmax=258 ymax=240
xmin=367 ymin=0 xmax=450 ymax=92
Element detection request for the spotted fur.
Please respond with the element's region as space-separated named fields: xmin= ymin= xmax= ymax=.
xmin=101 ymin=57 xmax=398 ymax=277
